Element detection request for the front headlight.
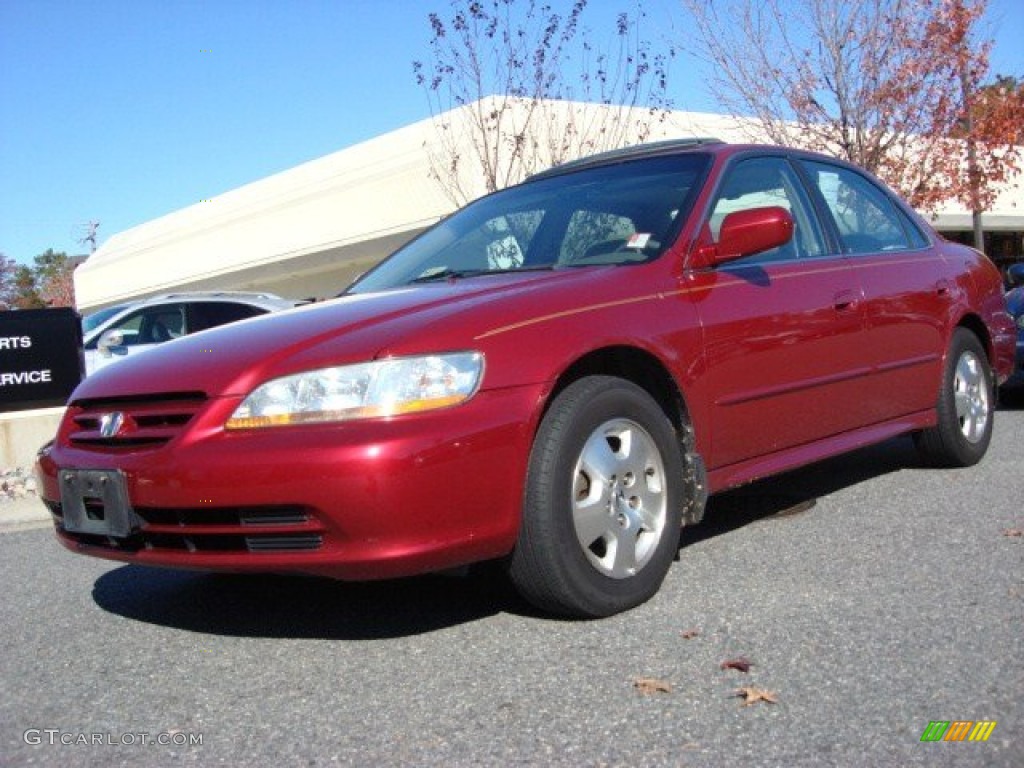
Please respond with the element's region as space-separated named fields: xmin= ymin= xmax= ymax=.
xmin=225 ymin=352 xmax=484 ymax=429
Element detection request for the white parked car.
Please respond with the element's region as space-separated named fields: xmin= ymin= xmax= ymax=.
xmin=81 ymin=291 xmax=299 ymax=375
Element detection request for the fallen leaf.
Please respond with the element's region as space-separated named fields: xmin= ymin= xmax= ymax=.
xmin=720 ymin=656 xmax=753 ymax=673
xmin=633 ymin=677 xmax=672 ymax=695
xmin=734 ymin=686 xmax=777 ymax=706
xmin=1001 ymin=528 xmax=1023 ymax=538
xmin=680 ymin=628 xmax=700 ymax=639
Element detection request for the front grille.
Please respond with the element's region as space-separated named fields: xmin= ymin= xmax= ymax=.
xmin=138 ymin=506 xmax=310 ymax=528
xmin=57 ymin=502 xmax=325 ymax=554
xmin=68 ymin=392 xmax=207 ymax=448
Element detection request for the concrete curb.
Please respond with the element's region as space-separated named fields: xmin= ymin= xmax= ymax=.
xmin=0 ymin=496 xmax=52 ymax=531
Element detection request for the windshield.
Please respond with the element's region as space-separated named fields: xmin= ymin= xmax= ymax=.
xmin=81 ymin=303 xmax=132 ymax=334
xmin=348 ymin=153 xmax=710 ymax=294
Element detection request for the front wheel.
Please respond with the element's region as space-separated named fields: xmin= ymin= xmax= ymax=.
xmin=914 ymin=328 xmax=994 ymax=467
xmin=509 ymin=376 xmax=685 ymax=618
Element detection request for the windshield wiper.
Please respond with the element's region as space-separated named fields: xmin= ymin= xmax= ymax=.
xmin=409 ymin=265 xmax=554 ymax=284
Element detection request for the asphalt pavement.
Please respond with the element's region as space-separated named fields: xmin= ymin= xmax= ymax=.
xmin=1 ymin=396 xmax=1021 ymax=767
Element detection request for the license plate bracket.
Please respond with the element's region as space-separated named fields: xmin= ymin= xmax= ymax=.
xmin=60 ymin=470 xmax=140 ymax=538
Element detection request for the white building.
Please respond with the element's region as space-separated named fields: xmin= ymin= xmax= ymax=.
xmin=75 ymin=99 xmax=1024 ymax=311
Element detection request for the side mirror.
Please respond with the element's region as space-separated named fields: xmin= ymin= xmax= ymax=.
xmin=712 ymin=206 xmax=795 ymax=265
xmin=97 ymin=329 xmax=127 ymax=358
xmin=1007 ymin=263 xmax=1024 ymax=288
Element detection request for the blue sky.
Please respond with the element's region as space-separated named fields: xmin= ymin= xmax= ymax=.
xmin=2 ymin=0 xmax=1022 ymax=267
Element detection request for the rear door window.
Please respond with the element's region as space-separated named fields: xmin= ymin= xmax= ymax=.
xmin=800 ymin=161 xmax=928 ymax=254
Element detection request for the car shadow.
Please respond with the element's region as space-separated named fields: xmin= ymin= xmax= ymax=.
xmin=91 ymin=434 xmax=931 ymax=637
xmin=679 ymin=435 xmax=920 ymax=547
xmin=92 ymin=563 xmax=534 ymax=640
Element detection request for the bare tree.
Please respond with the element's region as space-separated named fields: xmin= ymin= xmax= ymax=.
xmin=414 ymin=0 xmax=675 ymax=204
xmin=679 ymin=0 xmax=1022 ymax=233
xmin=78 ymin=220 xmax=101 ymax=254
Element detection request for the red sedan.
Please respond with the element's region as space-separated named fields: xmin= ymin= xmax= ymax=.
xmin=36 ymin=141 xmax=1016 ymax=617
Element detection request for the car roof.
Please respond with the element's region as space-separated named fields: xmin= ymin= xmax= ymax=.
xmin=133 ymin=290 xmax=293 ymax=307
xmin=89 ymin=291 xmax=297 ymax=315
xmin=527 ymin=137 xmax=725 ymax=181
xmin=524 ymin=139 xmax=881 ymax=185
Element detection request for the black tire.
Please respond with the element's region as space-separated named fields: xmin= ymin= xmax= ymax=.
xmin=914 ymin=328 xmax=994 ymax=467
xmin=509 ymin=376 xmax=685 ymax=618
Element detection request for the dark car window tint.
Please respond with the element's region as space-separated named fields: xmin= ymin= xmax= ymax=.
xmin=189 ymin=302 xmax=266 ymax=333
xmin=708 ymin=156 xmax=825 ymax=264
xmin=801 ymin=160 xmax=919 ymax=254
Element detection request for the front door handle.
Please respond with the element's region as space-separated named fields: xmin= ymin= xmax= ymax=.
xmin=833 ymin=289 xmax=859 ymax=312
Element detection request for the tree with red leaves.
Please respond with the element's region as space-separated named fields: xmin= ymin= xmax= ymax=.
xmin=680 ymin=0 xmax=1023 ymax=248
xmin=0 ymin=249 xmax=77 ymax=310
xmin=39 ymin=266 xmax=76 ymax=308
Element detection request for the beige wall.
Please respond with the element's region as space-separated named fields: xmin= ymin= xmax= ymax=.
xmin=0 ymin=408 xmax=63 ymax=468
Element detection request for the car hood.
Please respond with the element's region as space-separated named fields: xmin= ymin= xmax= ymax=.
xmin=70 ymin=268 xmax=621 ymax=401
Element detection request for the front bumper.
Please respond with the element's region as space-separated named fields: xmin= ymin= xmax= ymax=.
xmin=37 ymin=385 xmax=542 ymax=579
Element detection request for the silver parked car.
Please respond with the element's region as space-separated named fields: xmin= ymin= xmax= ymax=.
xmin=81 ymin=291 xmax=299 ymax=375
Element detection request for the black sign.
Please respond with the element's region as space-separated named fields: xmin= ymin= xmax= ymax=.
xmin=0 ymin=308 xmax=83 ymax=412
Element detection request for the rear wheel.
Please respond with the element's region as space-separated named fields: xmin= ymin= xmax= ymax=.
xmin=914 ymin=328 xmax=993 ymax=467
xmin=509 ymin=376 xmax=685 ymax=618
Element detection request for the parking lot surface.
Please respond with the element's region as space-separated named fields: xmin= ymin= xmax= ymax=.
xmin=2 ymin=396 xmax=1021 ymax=766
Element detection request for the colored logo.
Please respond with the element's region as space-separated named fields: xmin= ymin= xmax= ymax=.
xmin=920 ymin=721 xmax=997 ymax=742
xmin=99 ymin=412 xmax=125 ymax=438
xmin=98 ymin=411 xmax=138 ymax=438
